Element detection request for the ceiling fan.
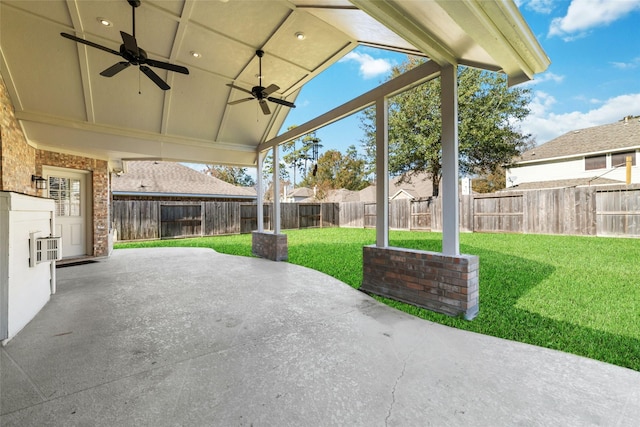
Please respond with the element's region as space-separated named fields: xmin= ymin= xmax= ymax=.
xmin=226 ymin=50 xmax=296 ymax=115
xmin=60 ymin=0 xmax=189 ymax=91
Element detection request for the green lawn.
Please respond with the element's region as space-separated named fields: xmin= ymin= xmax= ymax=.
xmin=115 ymin=228 xmax=640 ymax=371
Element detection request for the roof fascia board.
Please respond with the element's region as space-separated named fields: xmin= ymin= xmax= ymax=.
xmin=436 ymin=0 xmax=549 ymax=86
xmin=349 ymin=0 xmax=456 ymax=66
xmin=258 ymin=60 xmax=441 ymax=152
xmin=514 ymin=146 xmax=640 ymax=166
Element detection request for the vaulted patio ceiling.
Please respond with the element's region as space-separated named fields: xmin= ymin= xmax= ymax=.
xmin=0 ymin=0 xmax=549 ymax=170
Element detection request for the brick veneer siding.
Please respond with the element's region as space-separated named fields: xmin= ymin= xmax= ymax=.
xmin=37 ymin=151 xmax=110 ymax=257
xmin=252 ymin=231 xmax=288 ymax=261
xmin=361 ymin=246 xmax=479 ymax=320
xmin=0 ymin=74 xmax=37 ymax=195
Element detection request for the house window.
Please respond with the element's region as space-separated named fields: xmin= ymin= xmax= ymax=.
xmin=611 ymin=151 xmax=636 ymax=168
xmin=585 ymin=155 xmax=606 ymax=170
xmin=48 ymin=177 xmax=81 ymax=216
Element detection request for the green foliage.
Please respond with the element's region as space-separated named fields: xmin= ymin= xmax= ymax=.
xmin=472 ymin=166 xmax=507 ymax=193
xmin=299 ymin=145 xmax=370 ymax=197
xmin=204 ymin=165 xmax=255 ymax=187
xmin=116 ymin=230 xmax=640 ymax=371
xmin=360 ymin=58 xmax=533 ymax=194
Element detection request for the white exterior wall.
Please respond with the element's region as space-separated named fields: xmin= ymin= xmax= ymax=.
xmin=1 ymin=192 xmax=56 ymax=342
xmin=507 ymin=152 xmax=640 ymax=187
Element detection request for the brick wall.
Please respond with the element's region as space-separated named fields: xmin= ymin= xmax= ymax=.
xmin=37 ymin=151 xmax=110 ymax=257
xmin=252 ymin=231 xmax=288 ymax=261
xmin=361 ymin=246 xmax=479 ymax=320
xmin=0 ymin=74 xmax=36 ymax=195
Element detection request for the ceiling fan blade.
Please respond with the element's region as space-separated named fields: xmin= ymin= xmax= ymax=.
xmin=100 ymin=62 xmax=131 ymax=77
xmin=228 ymin=97 xmax=254 ymax=105
xmin=259 ymin=99 xmax=271 ymax=115
xmin=140 ymin=65 xmax=170 ymax=90
xmin=145 ymin=58 xmax=189 ymax=75
xmin=60 ymin=32 xmax=120 ymax=56
xmin=262 ymin=84 xmax=280 ymax=96
xmin=120 ymin=31 xmax=138 ymax=55
xmin=226 ymin=83 xmax=254 ymax=96
xmin=267 ymin=97 xmax=296 ymax=108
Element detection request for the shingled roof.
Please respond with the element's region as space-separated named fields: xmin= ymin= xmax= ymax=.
xmin=112 ymin=161 xmax=256 ymax=199
xmin=517 ymin=119 xmax=640 ymax=163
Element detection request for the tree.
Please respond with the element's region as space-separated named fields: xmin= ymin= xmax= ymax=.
xmin=281 ymin=126 xmax=315 ymax=187
xmin=203 ymin=165 xmax=255 ymax=187
xmin=472 ymin=166 xmax=507 ymax=193
xmin=360 ymin=57 xmax=533 ymax=196
xmin=300 ymin=146 xmax=370 ymax=198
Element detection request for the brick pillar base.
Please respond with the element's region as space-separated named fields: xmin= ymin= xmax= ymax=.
xmin=252 ymin=231 xmax=288 ymax=261
xmin=361 ymin=245 xmax=479 ymax=320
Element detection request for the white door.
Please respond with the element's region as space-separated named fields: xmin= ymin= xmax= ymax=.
xmin=45 ymin=169 xmax=89 ymax=258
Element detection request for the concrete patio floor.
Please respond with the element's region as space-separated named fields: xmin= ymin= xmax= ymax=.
xmin=1 ymin=247 xmax=639 ymax=426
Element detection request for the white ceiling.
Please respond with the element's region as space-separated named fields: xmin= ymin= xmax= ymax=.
xmin=0 ymin=0 xmax=549 ymax=170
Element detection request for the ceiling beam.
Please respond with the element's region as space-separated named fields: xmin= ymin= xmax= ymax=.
xmin=160 ymin=0 xmax=196 ymax=134
xmin=65 ymin=0 xmax=97 ymax=123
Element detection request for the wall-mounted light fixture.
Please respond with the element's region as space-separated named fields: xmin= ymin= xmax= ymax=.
xmin=32 ymin=175 xmax=47 ymax=190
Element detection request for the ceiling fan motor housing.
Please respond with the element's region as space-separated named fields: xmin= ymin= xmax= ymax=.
xmin=120 ymin=44 xmax=146 ymax=64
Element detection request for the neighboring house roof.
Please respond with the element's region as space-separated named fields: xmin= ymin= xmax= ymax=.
xmin=502 ymin=177 xmax=621 ymax=191
xmin=320 ymin=172 xmax=436 ymax=203
xmin=357 ymin=186 xmax=378 ymax=203
xmin=112 ymin=161 xmax=256 ymax=199
xmin=289 ymin=187 xmax=314 ymax=198
xmin=516 ymin=119 xmax=640 ymax=164
xmin=390 ymin=189 xmax=421 ymax=200
xmin=390 ymin=172 xmax=436 ymax=199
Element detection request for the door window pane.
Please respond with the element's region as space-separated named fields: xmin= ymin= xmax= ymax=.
xmin=48 ymin=176 xmax=81 ymax=217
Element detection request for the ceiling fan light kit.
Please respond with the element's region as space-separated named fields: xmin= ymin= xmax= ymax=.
xmin=226 ymin=49 xmax=296 ymax=115
xmin=60 ymin=0 xmax=189 ymax=90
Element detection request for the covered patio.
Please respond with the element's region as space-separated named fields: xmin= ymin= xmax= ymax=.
xmin=2 ymin=248 xmax=639 ymax=425
xmin=1 ymin=0 xmax=551 ymax=337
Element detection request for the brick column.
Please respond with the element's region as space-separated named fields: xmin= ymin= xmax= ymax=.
xmin=252 ymin=231 xmax=288 ymax=261
xmin=361 ymin=245 xmax=479 ymax=320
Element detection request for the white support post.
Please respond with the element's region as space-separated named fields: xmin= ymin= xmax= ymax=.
xmin=441 ymin=64 xmax=460 ymax=256
xmin=375 ymin=97 xmax=389 ymax=248
xmin=273 ymin=145 xmax=281 ymax=234
xmin=257 ymin=151 xmax=266 ymax=232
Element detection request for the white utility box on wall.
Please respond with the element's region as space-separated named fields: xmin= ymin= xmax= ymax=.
xmin=0 ymin=192 xmax=57 ymax=342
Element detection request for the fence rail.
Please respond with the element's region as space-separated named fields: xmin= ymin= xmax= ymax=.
xmin=112 ymin=185 xmax=640 ymax=241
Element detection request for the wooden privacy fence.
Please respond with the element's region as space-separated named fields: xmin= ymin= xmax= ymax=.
xmin=112 ymin=201 xmax=339 ymax=241
xmin=339 ymin=185 xmax=640 ymax=238
xmin=113 ymin=186 xmax=640 ymax=241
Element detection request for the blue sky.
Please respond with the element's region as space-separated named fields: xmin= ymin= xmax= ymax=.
xmin=281 ymin=0 xmax=640 ymax=158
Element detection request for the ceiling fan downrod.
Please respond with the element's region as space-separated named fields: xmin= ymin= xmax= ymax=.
xmin=128 ymin=0 xmax=141 ymax=38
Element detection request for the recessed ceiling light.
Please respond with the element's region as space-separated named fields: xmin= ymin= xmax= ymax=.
xmin=97 ymin=17 xmax=112 ymax=27
xmin=295 ymin=32 xmax=306 ymax=40
xmin=190 ymin=51 xmax=202 ymax=58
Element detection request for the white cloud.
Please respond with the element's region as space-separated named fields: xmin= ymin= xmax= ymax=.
xmin=527 ymin=0 xmax=555 ymax=14
xmin=522 ymin=71 xmax=564 ymax=86
xmin=339 ymin=51 xmax=393 ymax=79
xmin=521 ymin=92 xmax=640 ymax=144
xmin=610 ymin=57 xmax=640 ymax=69
xmin=549 ymin=0 xmax=640 ymax=39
